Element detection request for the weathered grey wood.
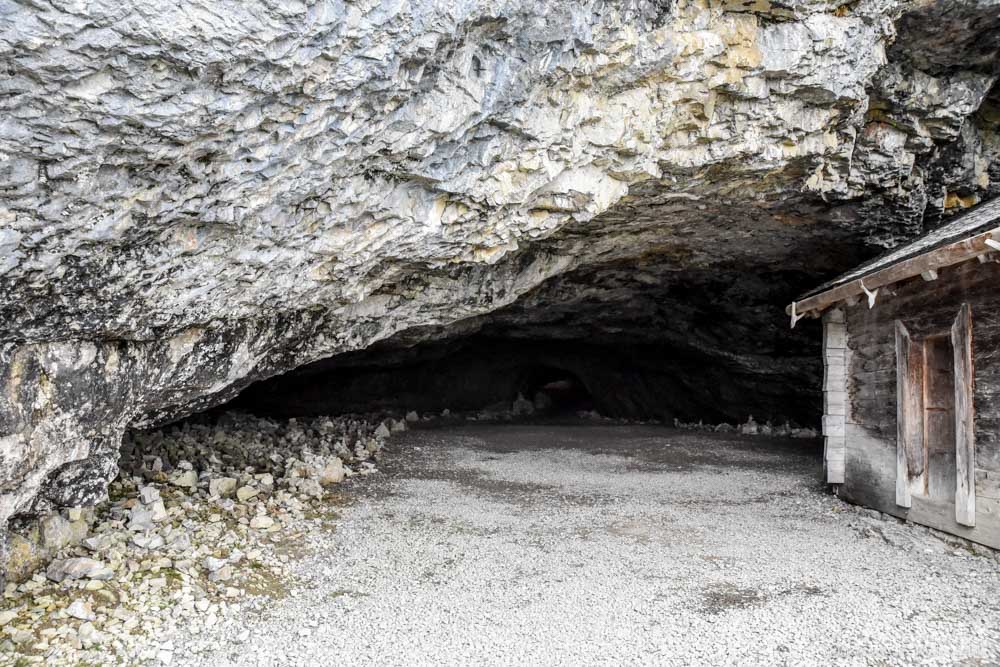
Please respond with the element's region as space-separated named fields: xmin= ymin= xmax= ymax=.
xmin=896 ymin=321 xmax=919 ymax=507
xmin=825 ymin=390 xmax=846 ymax=416
xmin=825 ymin=308 xmax=846 ymax=324
xmin=977 ymin=497 xmax=1000 ymax=524
xmin=952 ymin=303 xmax=976 ymax=527
xmin=821 ymin=415 xmax=844 ymax=436
xmin=841 ymin=427 xmax=1000 ymax=549
xmin=824 ymin=364 xmax=846 ymax=391
xmin=975 ymin=469 xmax=1000 ymax=500
xmin=824 ymin=354 xmax=846 ymax=369
xmin=788 ymin=227 xmax=1000 ymax=318
xmin=839 ymin=260 xmax=1000 ymax=546
xmin=824 ymin=319 xmax=847 ymax=349
xmin=823 ymin=309 xmax=848 ymax=484
xmin=923 ymin=335 xmax=956 ymax=501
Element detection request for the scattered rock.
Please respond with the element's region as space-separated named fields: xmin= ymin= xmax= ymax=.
xmin=128 ymin=504 xmax=156 ymax=532
xmin=66 ymin=599 xmax=96 ymax=621
xmin=209 ymin=477 xmax=238 ymax=498
xmin=670 ymin=416 xmax=819 ymax=440
xmin=235 ymin=486 xmax=259 ymax=502
xmin=405 ymin=411 xmax=419 ymax=423
xmin=165 ymin=532 xmax=192 ymax=552
xmin=318 ymin=459 xmax=345 ymax=486
xmin=46 ymin=557 xmax=114 ymax=583
xmin=168 ymin=469 xmax=199 ymax=489
xmin=12 ymin=629 xmax=33 ymax=645
xmin=132 ymin=533 xmax=165 ymax=550
xmin=2 ymin=411 xmax=392 ymax=665
xmin=82 ymin=534 xmax=116 ymax=553
xmin=512 ymin=393 xmax=535 ymax=416
xmin=39 ymin=514 xmax=74 ymax=550
xmin=203 ymin=556 xmax=227 ymax=573
xmin=249 ymin=516 xmax=274 ymax=530
xmin=138 ymin=486 xmax=161 ymax=504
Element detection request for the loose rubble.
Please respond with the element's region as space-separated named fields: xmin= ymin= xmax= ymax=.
xmin=673 ymin=415 xmax=819 ymax=439
xmin=0 ymin=412 xmax=394 ymax=666
xmin=0 ymin=400 xmax=819 ymax=665
xmin=396 ymin=394 xmax=817 ymax=439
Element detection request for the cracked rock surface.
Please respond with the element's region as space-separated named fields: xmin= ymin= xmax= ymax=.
xmin=2 ymin=0 xmax=1000 ymax=536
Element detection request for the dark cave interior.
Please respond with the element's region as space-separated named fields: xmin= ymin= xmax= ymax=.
xmin=227 ymin=261 xmax=843 ymax=428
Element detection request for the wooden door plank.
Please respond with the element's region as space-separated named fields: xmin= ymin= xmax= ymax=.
xmin=895 ymin=321 xmax=924 ymax=508
xmin=952 ymin=303 xmax=976 ymax=527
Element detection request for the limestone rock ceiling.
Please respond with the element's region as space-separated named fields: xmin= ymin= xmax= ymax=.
xmin=0 ymin=0 xmax=998 ymax=527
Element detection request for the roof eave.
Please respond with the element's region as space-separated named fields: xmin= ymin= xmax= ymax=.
xmin=786 ymin=225 xmax=1000 ymax=326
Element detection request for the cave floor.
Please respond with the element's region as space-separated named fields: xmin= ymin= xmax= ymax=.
xmin=178 ymin=424 xmax=1000 ymax=666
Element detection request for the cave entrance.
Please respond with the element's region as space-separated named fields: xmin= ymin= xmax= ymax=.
xmin=516 ymin=366 xmax=594 ymax=416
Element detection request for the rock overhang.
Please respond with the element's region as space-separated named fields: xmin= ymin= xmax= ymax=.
xmin=0 ymin=0 xmax=999 ymax=537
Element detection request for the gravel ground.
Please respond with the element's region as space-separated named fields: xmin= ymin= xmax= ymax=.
xmin=175 ymin=424 xmax=1000 ymax=666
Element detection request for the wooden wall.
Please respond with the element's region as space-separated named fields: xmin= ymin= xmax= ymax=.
xmin=838 ymin=258 xmax=1000 ymax=548
xmin=822 ymin=309 xmax=847 ymax=484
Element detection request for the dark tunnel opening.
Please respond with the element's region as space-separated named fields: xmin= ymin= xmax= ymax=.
xmin=226 ymin=331 xmax=823 ymax=428
xmin=515 ymin=365 xmax=595 ymax=416
xmin=222 ymin=259 xmax=848 ymax=429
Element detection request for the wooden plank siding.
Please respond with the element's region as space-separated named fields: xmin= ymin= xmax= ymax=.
xmin=840 ymin=258 xmax=1000 ymax=548
xmin=822 ymin=309 xmax=847 ymax=484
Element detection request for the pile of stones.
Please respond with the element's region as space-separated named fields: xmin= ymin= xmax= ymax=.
xmin=672 ymin=415 xmax=819 ymax=438
xmin=0 ymin=411 xmax=398 ymax=665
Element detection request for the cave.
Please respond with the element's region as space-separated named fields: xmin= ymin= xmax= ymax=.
xmin=220 ymin=201 xmax=886 ymax=428
xmin=227 ymin=252 xmax=859 ymax=427
xmin=6 ymin=0 xmax=1000 ymax=661
xmin=1 ymin=0 xmax=1000 ymax=585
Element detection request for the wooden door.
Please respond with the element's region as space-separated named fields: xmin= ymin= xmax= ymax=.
xmin=894 ymin=305 xmax=976 ymax=527
xmin=923 ymin=335 xmax=956 ymax=501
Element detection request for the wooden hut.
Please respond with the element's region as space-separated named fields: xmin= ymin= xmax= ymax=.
xmin=789 ymin=198 xmax=1000 ymax=547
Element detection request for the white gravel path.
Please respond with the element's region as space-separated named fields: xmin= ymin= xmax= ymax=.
xmin=175 ymin=424 xmax=1000 ymax=666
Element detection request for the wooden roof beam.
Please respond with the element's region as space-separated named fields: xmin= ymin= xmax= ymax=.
xmin=787 ymin=226 xmax=1000 ymax=326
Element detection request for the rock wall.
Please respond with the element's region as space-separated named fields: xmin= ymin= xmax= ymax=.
xmin=1 ymin=0 xmax=999 ymax=539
